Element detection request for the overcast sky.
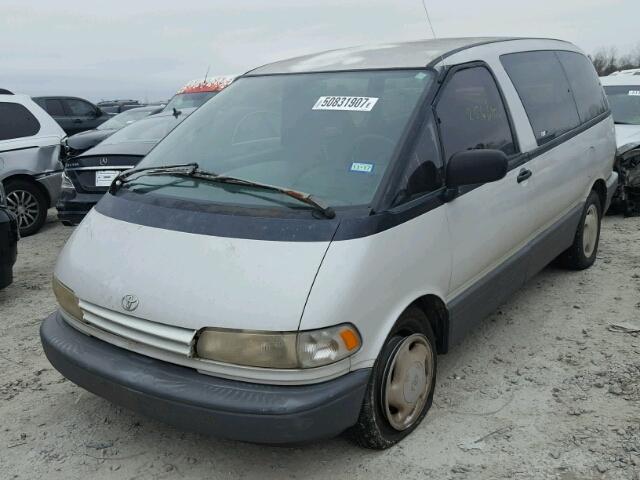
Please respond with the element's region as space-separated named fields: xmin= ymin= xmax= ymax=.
xmin=1 ymin=0 xmax=638 ymax=102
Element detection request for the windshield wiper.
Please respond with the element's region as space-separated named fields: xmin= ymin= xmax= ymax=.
xmin=614 ymin=121 xmax=634 ymax=125
xmin=112 ymin=163 xmax=335 ymax=219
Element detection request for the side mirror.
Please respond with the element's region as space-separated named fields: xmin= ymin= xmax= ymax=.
xmin=94 ymin=108 xmax=103 ymax=118
xmin=445 ymin=149 xmax=508 ymax=189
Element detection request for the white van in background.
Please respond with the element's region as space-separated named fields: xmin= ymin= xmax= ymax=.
xmin=42 ymin=37 xmax=616 ymax=449
xmin=0 ymin=94 xmax=65 ymax=236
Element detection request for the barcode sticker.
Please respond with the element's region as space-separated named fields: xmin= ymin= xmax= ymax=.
xmin=313 ymin=96 xmax=379 ymax=112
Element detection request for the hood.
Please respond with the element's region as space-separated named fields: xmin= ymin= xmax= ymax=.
xmin=54 ymin=208 xmax=334 ymax=332
xmin=78 ymin=140 xmax=157 ymax=158
xmin=66 ymin=129 xmax=115 ymax=151
xmin=615 ymin=124 xmax=640 ymax=155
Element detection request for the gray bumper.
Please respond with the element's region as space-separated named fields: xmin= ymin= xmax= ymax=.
xmin=604 ymin=171 xmax=619 ymax=213
xmin=40 ymin=312 xmax=370 ymax=444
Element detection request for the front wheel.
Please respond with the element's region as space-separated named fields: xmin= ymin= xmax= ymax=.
xmin=347 ymin=307 xmax=437 ymax=449
xmin=557 ymin=190 xmax=601 ymax=270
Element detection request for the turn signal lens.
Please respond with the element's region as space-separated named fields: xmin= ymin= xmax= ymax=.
xmin=196 ymin=323 xmax=361 ymax=369
xmin=60 ymin=171 xmax=75 ymax=191
xmin=52 ymin=276 xmax=83 ymax=320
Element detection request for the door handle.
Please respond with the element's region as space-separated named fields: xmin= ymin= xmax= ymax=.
xmin=517 ymin=168 xmax=532 ymax=183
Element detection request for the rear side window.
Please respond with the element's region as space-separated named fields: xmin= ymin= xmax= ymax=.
xmin=66 ymin=99 xmax=96 ymax=116
xmin=501 ymin=51 xmax=580 ymax=145
xmin=556 ymin=51 xmax=608 ymax=122
xmin=435 ymin=66 xmax=517 ymax=161
xmin=44 ymin=99 xmax=65 ymax=116
xmin=0 ymin=102 xmax=41 ymax=141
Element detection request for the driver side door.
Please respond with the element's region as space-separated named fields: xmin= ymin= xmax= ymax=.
xmin=436 ymin=63 xmax=535 ymax=345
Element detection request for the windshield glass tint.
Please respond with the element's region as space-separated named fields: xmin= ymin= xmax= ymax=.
xmin=164 ymin=92 xmax=217 ymax=110
xmin=135 ymin=70 xmax=434 ymax=208
xmin=604 ymin=86 xmax=640 ymax=125
xmin=97 ymin=108 xmax=153 ymax=130
xmin=102 ymin=114 xmax=186 ymax=145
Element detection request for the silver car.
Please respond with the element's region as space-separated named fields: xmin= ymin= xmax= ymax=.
xmin=0 ymin=93 xmax=65 ymax=235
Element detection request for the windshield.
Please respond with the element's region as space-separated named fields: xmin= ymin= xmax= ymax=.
xmin=97 ymin=108 xmax=154 ymax=131
xmin=131 ymin=70 xmax=435 ymax=209
xmin=164 ymin=92 xmax=218 ymax=111
xmin=102 ymin=113 xmax=188 ymax=145
xmin=604 ymin=86 xmax=640 ymax=125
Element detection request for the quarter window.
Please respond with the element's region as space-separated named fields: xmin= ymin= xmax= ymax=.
xmin=435 ymin=66 xmax=516 ymax=161
xmin=0 ymin=102 xmax=41 ymax=141
xmin=556 ymin=51 xmax=608 ymax=123
xmin=501 ymin=51 xmax=580 ymax=145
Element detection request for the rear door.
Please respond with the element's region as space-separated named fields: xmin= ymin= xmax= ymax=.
xmin=39 ymin=98 xmax=71 ymax=133
xmin=63 ymin=98 xmax=101 ymax=134
xmin=436 ymin=64 xmax=534 ymax=341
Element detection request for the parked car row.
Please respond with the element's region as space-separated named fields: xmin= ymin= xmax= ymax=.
xmin=40 ymin=37 xmax=620 ymax=448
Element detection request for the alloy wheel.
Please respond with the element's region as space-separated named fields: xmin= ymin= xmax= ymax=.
xmin=7 ymin=189 xmax=40 ymax=231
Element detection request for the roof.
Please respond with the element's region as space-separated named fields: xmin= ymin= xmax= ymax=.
xmin=246 ymin=37 xmax=536 ymax=75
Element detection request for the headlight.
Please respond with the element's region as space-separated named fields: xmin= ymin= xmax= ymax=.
xmin=61 ymin=171 xmax=75 ymax=191
xmin=52 ymin=276 xmax=83 ymax=320
xmin=196 ymin=323 xmax=361 ymax=369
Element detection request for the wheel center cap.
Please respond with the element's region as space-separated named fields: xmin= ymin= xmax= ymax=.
xmin=403 ymin=362 xmax=426 ymax=404
xmin=17 ymin=206 xmax=25 ymax=214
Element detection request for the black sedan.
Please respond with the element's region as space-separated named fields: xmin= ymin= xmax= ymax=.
xmin=63 ymin=105 xmax=162 ymax=157
xmin=57 ymin=108 xmax=194 ymax=225
xmin=0 ymin=185 xmax=19 ymax=289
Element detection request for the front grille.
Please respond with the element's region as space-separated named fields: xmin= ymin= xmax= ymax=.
xmin=79 ymin=300 xmax=196 ymax=356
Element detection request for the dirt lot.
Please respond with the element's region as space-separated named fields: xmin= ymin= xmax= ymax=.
xmin=1 ymin=210 xmax=639 ymax=480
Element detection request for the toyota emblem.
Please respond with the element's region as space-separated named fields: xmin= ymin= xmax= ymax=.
xmin=121 ymin=294 xmax=139 ymax=312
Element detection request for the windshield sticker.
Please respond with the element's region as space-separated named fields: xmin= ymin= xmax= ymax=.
xmin=350 ymin=162 xmax=374 ymax=173
xmin=313 ymin=96 xmax=379 ymax=112
xmin=629 ymin=90 xmax=640 ymax=96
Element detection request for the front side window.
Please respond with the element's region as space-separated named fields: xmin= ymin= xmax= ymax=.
xmin=501 ymin=51 xmax=580 ymax=145
xmin=435 ymin=66 xmax=516 ymax=161
xmin=0 ymin=102 xmax=41 ymax=141
xmin=130 ymin=70 xmax=435 ymax=209
xmin=556 ymin=51 xmax=608 ymax=123
xmin=604 ymin=85 xmax=640 ymax=125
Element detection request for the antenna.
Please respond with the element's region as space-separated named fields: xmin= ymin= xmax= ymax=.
xmin=420 ymin=0 xmax=437 ymax=39
xmin=204 ymin=65 xmax=210 ymax=82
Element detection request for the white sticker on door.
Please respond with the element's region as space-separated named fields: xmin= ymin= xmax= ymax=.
xmin=312 ymin=96 xmax=379 ymax=112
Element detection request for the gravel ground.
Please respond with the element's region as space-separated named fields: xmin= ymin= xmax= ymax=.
xmin=1 ymin=210 xmax=639 ymax=480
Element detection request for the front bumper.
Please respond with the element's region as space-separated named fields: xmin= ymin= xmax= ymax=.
xmin=40 ymin=313 xmax=370 ymax=444
xmin=56 ymin=191 xmax=101 ymax=225
xmin=604 ymin=171 xmax=619 ymax=213
xmin=0 ymin=208 xmax=18 ymax=289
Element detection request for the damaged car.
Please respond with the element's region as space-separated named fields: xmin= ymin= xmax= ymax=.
xmin=601 ymin=74 xmax=640 ymax=215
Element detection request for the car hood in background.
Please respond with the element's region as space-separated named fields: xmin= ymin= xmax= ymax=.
xmin=615 ymin=124 xmax=640 ymax=155
xmin=66 ymin=129 xmax=116 ymax=152
xmin=54 ymin=208 xmax=335 ymax=332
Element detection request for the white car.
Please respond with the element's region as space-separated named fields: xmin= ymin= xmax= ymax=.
xmin=42 ymin=37 xmax=616 ymax=448
xmin=600 ymin=72 xmax=640 ymax=215
xmin=0 ymin=94 xmax=65 ymax=235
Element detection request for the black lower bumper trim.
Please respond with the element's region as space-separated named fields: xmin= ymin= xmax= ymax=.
xmin=40 ymin=313 xmax=370 ymax=444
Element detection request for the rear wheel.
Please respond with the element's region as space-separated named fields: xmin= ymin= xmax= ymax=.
xmin=5 ymin=179 xmax=47 ymax=236
xmin=557 ymin=190 xmax=601 ymax=270
xmin=347 ymin=307 xmax=437 ymax=449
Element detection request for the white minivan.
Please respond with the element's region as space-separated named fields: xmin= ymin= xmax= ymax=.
xmin=42 ymin=38 xmax=617 ymax=449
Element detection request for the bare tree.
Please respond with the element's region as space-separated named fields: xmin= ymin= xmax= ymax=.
xmin=592 ymin=43 xmax=640 ymax=76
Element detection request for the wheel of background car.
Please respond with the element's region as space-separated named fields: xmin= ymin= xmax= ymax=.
xmin=556 ymin=190 xmax=602 ymax=270
xmin=4 ymin=179 xmax=47 ymax=236
xmin=348 ymin=306 xmax=437 ymax=449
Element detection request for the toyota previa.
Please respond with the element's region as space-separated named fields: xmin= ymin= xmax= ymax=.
xmin=41 ymin=38 xmax=617 ymax=449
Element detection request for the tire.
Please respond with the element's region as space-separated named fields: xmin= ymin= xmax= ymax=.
xmin=557 ymin=190 xmax=602 ymax=270
xmin=347 ymin=306 xmax=437 ymax=449
xmin=4 ymin=179 xmax=48 ymax=236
